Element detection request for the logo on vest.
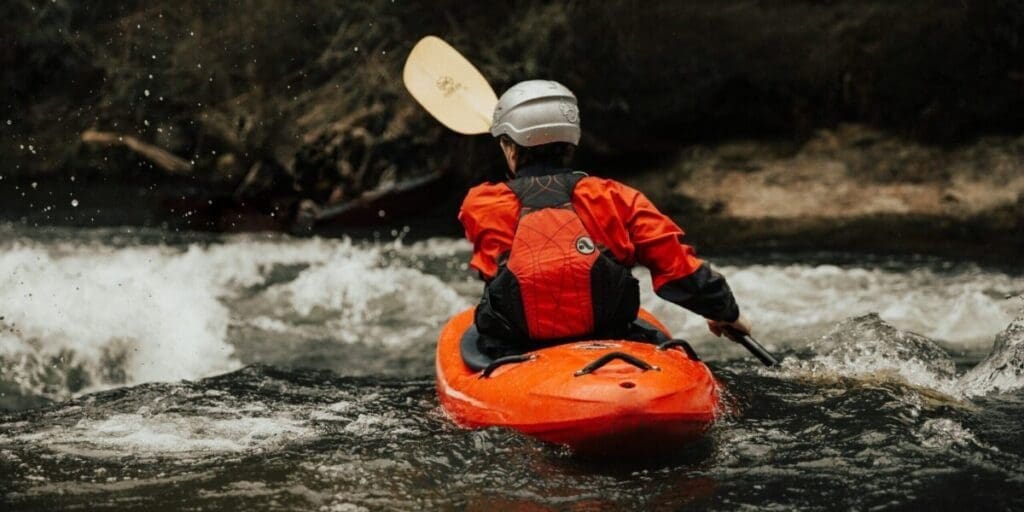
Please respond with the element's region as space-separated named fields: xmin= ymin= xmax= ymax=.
xmin=575 ymin=236 xmax=595 ymax=255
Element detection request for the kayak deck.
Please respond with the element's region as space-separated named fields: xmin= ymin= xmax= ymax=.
xmin=436 ymin=308 xmax=720 ymax=456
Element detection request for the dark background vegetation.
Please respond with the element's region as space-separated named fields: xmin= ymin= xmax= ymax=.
xmin=1 ymin=0 xmax=1022 ymax=239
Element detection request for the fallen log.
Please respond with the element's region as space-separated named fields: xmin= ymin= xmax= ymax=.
xmin=288 ymin=170 xmax=451 ymax=235
xmin=81 ymin=130 xmax=193 ymax=174
xmin=314 ymin=171 xmax=447 ymax=222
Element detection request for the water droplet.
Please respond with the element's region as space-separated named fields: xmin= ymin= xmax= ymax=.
xmin=144 ymin=89 xmax=150 ymax=97
xmin=353 ymin=46 xmax=359 ymax=52
xmin=71 ymin=199 xmax=79 ymax=207
xmin=5 ymin=120 xmax=10 ymax=125
xmin=30 ymin=182 xmax=37 ymax=189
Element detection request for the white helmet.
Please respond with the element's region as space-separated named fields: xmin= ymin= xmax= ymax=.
xmin=490 ymin=80 xmax=581 ymax=147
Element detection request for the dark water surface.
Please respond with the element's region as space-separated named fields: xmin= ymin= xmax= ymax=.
xmin=1 ymin=225 xmax=1022 ymax=510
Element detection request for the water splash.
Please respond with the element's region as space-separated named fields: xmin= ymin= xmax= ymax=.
xmin=785 ymin=314 xmax=959 ymax=395
xmin=960 ymin=304 xmax=1024 ymax=396
xmin=0 ymin=244 xmax=238 ymax=400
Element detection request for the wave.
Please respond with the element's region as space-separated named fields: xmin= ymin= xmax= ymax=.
xmin=639 ymin=263 xmax=1022 ymax=348
xmin=782 ymin=313 xmax=960 ymax=396
xmin=0 ymin=243 xmax=238 ymax=400
xmin=775 ymin=306 xmax=1024 ymax=398
xmin=0 ymin=235 xmax=470 ymax=402
xmin=1 ymin=228 xmax=1021 ymax=403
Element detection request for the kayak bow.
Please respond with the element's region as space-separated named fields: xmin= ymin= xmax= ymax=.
xmin=436 ymin=308 xmax=721 ymax=456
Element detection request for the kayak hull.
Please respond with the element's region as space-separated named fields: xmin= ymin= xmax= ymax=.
xmin=436 ymin=308 xmax=720 ymax=456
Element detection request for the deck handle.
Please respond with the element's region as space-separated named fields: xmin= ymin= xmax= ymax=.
xmin=574 ymin=352 xmax=660 ymax=377
xmin=480 ymin=354 xmax=536 ymax=378
xmin=657 ymin=339 xmax=701 ymax=361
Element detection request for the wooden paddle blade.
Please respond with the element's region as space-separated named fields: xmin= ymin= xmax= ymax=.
xmin=403 ymin=36 xmax=497 ymax=135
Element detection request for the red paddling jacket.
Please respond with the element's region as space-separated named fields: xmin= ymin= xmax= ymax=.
xmin=459 ymin=164 xmax=739 ymax=345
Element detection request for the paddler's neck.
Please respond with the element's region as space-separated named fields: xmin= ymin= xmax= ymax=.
xmin=511 ymin=162 xmax=572 ymax=179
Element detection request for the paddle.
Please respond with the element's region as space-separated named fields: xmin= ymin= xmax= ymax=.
xmin=402 ymin=36 xmax=498 ymax=135
xmin=723 ymin=327 xmax=780 ymax=367
xmin=403 ymin=36 xmax=780 ymax=368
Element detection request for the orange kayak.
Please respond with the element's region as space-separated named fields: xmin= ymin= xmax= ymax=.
xmin=436 ymin=308 xmax=721 ymax=456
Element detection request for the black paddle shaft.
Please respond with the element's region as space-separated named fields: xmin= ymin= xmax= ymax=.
xmin=723 ymin=327 xmax=780 ymax=367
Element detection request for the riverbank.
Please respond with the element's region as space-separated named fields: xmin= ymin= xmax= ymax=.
xmin=4 ymin=1 xmax=1023 ymax=250
xmin=3 ymin=124 xmax=1021 ymax=263
xmin=628 ymin=125 xmax=1024 ymax=260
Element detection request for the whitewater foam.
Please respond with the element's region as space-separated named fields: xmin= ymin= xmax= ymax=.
xmin=0 ymin=243 xmax=238 ymax=398
xmin=639 ymin=263 xmax=1022 ymax=348
xmin=10 ymin=411 xmax=311 ymax=456
xmin=0 ymin=235 xmax=471 ymax=399
xmin=264 ymin=244 xmax=468 ymax=346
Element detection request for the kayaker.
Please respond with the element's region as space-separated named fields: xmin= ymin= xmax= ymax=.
xmin=459 ymin=80 xmax=751 ymax=357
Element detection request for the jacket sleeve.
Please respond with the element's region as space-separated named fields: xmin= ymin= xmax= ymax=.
xmin=614 ymin=182 xmax=740 ymax=322
xmin=457 ymin=183 xmax=519 ymax=281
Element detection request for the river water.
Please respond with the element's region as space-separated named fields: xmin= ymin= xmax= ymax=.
xmin=0 ymin=224 xmax=1022 ymax=510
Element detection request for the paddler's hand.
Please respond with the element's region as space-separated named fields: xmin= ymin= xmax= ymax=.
xmin=707 ymin=314 xmax=752 ymax=339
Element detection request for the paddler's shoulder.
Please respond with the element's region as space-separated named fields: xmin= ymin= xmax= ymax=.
xmin=459 ymin=181 xmax=517 ymax=214
xmin=573 ymin=174 xmax=643 ymax=201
